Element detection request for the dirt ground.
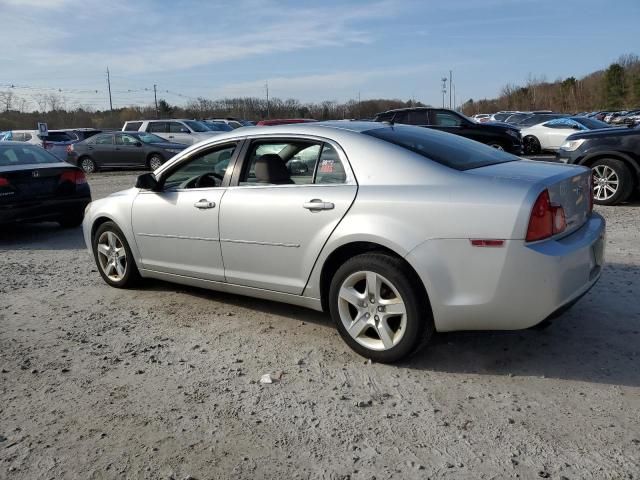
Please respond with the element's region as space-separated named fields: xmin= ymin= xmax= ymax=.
xmin=1 ymin=170 xmax=639 ymax=479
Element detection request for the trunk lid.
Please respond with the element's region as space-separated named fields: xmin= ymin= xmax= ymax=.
xmin=469 ymin=159 xmax=592 ymax=235
xmin=0 ymin=163 xmax=81 ymax=204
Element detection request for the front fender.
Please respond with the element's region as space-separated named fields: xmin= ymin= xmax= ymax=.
xmin=82 ymin=189 xmax=140 ymax=261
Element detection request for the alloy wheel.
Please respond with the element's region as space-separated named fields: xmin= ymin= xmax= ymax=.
xmin=81 ymin=158 xmax=95 ymax=173
xmin=96 ymin=231 xmax=127 ymax=282
xmin=337 ymin=271 xmax=407 ymax=351
xmin=149 ymin=156 xmax=162 ymax=170
xmin=592 ymin=165 xmax=619 ymax=201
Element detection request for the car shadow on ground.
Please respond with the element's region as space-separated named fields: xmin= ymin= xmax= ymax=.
xmin=140 ymin=261 xmax=639 ymax=388
xmin=403 ymin=261 xmax=640 ymax=387
xmin=0 ymin=223 xmax=86 ymax=250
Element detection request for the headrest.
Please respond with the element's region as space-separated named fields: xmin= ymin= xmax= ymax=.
xmin=254 ymin=154 xmax=293 ymax=184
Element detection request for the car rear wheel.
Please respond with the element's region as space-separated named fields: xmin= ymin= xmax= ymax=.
xmin=329 ymin=253 xmax=433 ymax=363
xmin=92 ymin=221 xmax=140 ymax=288
xmin=80 ymin=157 xmax=97 ymax=173
xmin=591 ymin=158 xmax=634 ymax=206
xmin=523 ymin=136 xmax=541 ymax=155
xmin=148 ymin=154 xmax=163 ymax=171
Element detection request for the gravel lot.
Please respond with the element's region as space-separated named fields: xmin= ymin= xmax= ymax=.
xmin=1 ymin=168 xmax=639 ymax=479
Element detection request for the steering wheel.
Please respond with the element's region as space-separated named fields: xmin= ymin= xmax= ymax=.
xmin=193 ymin=172 xmax=224 ymax=188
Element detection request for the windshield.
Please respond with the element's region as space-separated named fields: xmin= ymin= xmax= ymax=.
xmin=574 ymin=117 xmax=611 ymax=129
xmin=363 ymin=125 xmax=518 ymax=171
xmin=0 ymin=144 xmax=59 ymax=166
xmin=184 ymin=120 xmax=211 ymax=132
xmin=205 ymin=122 xmax=233 ymax=132
xmin=137 ymin=132 xmax=168 ymax=144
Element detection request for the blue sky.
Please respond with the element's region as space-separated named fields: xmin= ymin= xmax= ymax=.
xmin=0 ymin=0 xmax=638 ymax=110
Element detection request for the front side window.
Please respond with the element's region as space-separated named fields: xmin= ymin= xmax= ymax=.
xmin=94 ymin=134 xmax=114 ymax=145
xmin=406 ymin=111 xmax=429 ymax=125
xmin=163 ymin=144 xmax=237 ymax=190
xmin=116 ymin=134 xmax=139 ymax=145
xmin=169 ymin=122 xmax=188 ymax=133
xmin=147 ymin=122 xmax=167 ymax=133
xmin=239 ymin=140 xmax=347 ymax=186
xmin=432 ymin=111 xmax=462 ymax=127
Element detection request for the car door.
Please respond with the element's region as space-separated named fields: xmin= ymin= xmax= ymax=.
xmin=91 ymin=134 xmax=116 ymax=167
xmin=115 ymin=133 xmax=144 ymax=166
xmin=427 ymin=109 xmax=470 ymax=138
xmin=146 ymin=121 xmax=169 ymax=142
xmin=166 ymin=121 xmax=193 ymax=145
xmin=542 ymin=120 xmax=580 ymax=150
xmin=130 ymin=142 xmax=239 ymax=281
xmin=219 ymin=137 xmax=357 ymax=294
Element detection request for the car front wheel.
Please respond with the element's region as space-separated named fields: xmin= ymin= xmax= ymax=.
xmin=591 ymin=158 xmax=634 ymax=206
xmin=80 ymin=157 xmax=97 ymax=173
xmin=92 ymin=221 xmax=140 ymax=288
xmin=148 ymin=154 xmax=164 ymax=171
xmin=329 ymin=253 xmax=433 ymax=363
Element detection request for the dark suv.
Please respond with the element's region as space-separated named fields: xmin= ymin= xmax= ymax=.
xmin=374 ymin=108 xmax=523 ymax=154
xmin=556 ymin=125 xmax=640 ymax=205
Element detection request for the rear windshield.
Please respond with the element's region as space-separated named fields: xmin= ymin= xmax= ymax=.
xmin=43 ymin=132 xmax=73 ymax=142
xmin=124 ymin=122 xmax=143 ymax=131
xmin=363 ymin=126 xmax=518 ymax=171
xmin=574 ymin=117 xmax=610 ymax=130
xmin=0 ymin=144 xmax=59 ymax=166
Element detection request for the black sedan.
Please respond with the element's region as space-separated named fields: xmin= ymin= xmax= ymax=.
xmin=0 ymin=142 xmax=91 ymax=227
xmin=556 ymin=124 xmax=640 ymax=205
xmin=67 ymin=132 xmax=187 ymax=173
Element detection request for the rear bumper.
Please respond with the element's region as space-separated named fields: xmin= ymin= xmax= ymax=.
xmin=0 ymin=195 xmax=91 ymax=224
xmin=405 ymin=213 xmax=605 ymax=331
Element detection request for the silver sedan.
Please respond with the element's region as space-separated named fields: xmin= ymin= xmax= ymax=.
xmin=82 ymin=121 xmax=605 ymax=362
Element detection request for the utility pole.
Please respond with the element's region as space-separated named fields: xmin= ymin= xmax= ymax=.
xmin=358 ymin=91 xmax=361 ymax=119
xmin=265 ymin=81 xmax=269 ymax=119
xmin=441 ymin=77 xmax=447 ymax=108
xmin=453 ymin=84 xmax=457 ymax=111
xmin=153 ymin=84 xmax=158 ymax=118
xmin=106 ymin=67 xmax=113 ymax=111
xmin=449 ymin=70 xmax=453 ymax=109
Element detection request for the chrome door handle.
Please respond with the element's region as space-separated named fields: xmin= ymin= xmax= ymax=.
xmin=303 ymin=199 xmax=334 ymax=211
xmin=194 ymin=199 xmax=216 ymax=209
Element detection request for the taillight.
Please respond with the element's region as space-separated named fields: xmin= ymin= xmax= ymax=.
xmin=0 ymin=176 xmax=9 ymax=187
xmin=526 ymin=189 xmax=566 ymax=242
xmin=59 ymin=170 xmax=87 ymax=185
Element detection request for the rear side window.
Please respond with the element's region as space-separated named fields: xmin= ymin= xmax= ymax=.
xmin=124 ymin=122 xmax=143 ymax=131
xmin=168 ymin=122 xmax=187 ymax=133
xmin=147 ymin=122 xmax=167 ymax=133
xmin=363 ymin=126 xmax=517 ymax=171
xmin=95 ymin=134 xmax=114 ymax=145
xmin=0 ymin=145 xmax=58 ymax=166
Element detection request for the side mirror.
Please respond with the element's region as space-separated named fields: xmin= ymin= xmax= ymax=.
xmin=135 ymin=141 xmax=143 ymax=147
xmin=135 ymin=173 xmax=160 ymax=190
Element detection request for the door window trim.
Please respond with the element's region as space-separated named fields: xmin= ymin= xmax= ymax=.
xmin=228 ymin=134 xmax=357 ymax=188
xmin=154 ymin=140 xmax=244 ymax=191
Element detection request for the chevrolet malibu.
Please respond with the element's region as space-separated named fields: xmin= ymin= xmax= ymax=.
xmin=83 ymin=122 xmax=605 ymax=362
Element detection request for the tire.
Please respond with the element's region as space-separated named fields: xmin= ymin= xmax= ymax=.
xmin=79 ymin=156 xmax=97 ymax=174
xmin=58 ymin=210 xmax=84 ymax=228
xmin=147 ymin=154 xmax=164 ymax=171
xmin=92 ymin=221 xmax=140 ymax=288
xmin=591 ymin=158 xmax=634 ymax=206
xmin=328 ymin=252 xmax=433 ymax=363
xmin=523 ymin=136 xmax=541 ymax=155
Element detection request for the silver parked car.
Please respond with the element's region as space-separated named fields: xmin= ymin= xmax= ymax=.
xmin=83 ymin=122 xmax=605 ymax=362
xmin=122 ymin=119 xmax=221 ymax=145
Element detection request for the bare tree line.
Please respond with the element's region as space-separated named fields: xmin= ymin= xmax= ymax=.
xmin=462 ymin=54 xmax=640 ymax=115
xmin=0 ymin=93 xmax=424 ymax=131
